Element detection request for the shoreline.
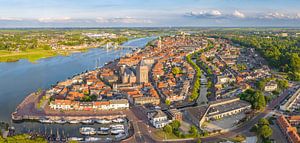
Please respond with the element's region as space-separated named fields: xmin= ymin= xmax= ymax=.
xmin=0 ymin=39 xmax=133 ymax=63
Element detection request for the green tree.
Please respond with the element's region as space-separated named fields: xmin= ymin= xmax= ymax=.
xmin=163 ymin=124 xmax=173 ymax=134
xmin=240 ymin=89 xmax=266 ymax=110
xmin=256 ymin=80 xmax=266 ymax=91
xmin=276 ymin=79 xmax=289 ymax=90
xmin=258 ymin=118 xmax=269 ymax=126
xmin=189 ymin=125 xmax=199 ymax=137
xmin=165 ymin=99 xmax=171 ymax=106
xmin=172 ymin=67 xmax=181 ymax=75
xmin=256 ymin=91 xmax=266 ymax=110
xmin=170 ymin=120 xmax=181 ymax=130
xmin=258 ymin=125 xmax=273 ymax=139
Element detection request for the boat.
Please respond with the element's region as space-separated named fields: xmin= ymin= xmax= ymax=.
xmin=112 ymin=118 xmax=125 ymax=123
xmin=97 ymin=130 xmax=109 ymax=135
xmin=110 ymin=124 xmax=124 ymax=130
xmin=79 ymin=127 xmax=96 ymax=135
xmin=115 ymin=133 xmax=126 ymax=139
xmin=99 ymin=127 xmax=110 ymax=131
xmin=68 ymin=137 xmax=84 ymax=141
xmin=85 ymin=137 xmax=101 ymax=142
xmin=68 ymin=120 xmax=80 ymax=124
xmin=81 ymin=119 xmax=94 ymax=124
xmin=110 ymin=129 xmax=125 ymax=135
xmin=104 ymin=137 xmax=113 ymax=141
xmin=96 ymin=119 xmax=112 ymax=124
xmin=39 ymin=118 xmax=53 ymax=124
xmin=54 ymin=119 xmax=67 ymax=124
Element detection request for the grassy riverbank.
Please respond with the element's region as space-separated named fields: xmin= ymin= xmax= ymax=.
xmin=0 ymin=49 xmax=58 ymax=62
xmin=0 ymin=134 xmax=47 ymax=143
xmin=0 ymin=42 xmax=110 ymax=63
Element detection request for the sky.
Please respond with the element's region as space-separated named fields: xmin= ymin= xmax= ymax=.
xmin=1 ymin=0 xmax=300 ymax=28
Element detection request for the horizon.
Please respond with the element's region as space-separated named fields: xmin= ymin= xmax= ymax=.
xmin=2 ymin=26 xmax=300 ymax=29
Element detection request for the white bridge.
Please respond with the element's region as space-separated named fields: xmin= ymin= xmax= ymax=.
xmin=105 ymin=43 xmax=141 ymax=50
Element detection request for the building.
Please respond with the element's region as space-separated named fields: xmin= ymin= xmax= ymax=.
xmin=185 ymin=98 xmax=251 ymax=129
xmin=168 ymin=109 xmax=183 ymax=121
xmin=280 ymin=87 xmax=300 ymax=111
xmin=136 ymin=64 xmax=149 ymax=83
xmin=134 ymin=96 xmax=160 ymax=105
xmin=50 ymin=99 xmax=129 ymax=111
xmin=148 ymin=110 xmax=170 ymax=128
xmin=185 ymin=105 xmax=209 ymax=128
xmin=264 ymin=81 xmax=278 ymax=92
xmin=289 ymin=116 xmax=300 ymax=126
xmin=121 ymin=68 xmax=136 ymax=84
xmin=109 ymin=99 xmax=130 ymax=109
xmin=206 ymin=99 xmax=251 ymax=120
xmin=49 ymin=99 xmax=73 ymax=110
xmin=277 ymin=115 xmax=300 ymax=143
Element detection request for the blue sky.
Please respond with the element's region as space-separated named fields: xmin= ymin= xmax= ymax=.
xmin=1 ymin=0 xmax=300 ymax=27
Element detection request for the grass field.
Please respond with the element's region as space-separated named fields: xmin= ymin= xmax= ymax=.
xmin=0 ymin=49 xmax=58 ymax=62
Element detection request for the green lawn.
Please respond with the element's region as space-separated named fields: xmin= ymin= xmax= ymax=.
xmin=0 ymin=134 xmax=47 ymax=143
xmin=153 ymin=130 xmax=181 ymax=140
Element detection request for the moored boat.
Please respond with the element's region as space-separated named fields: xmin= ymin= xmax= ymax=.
xmin=115 ymin=133 xmax=126 ymax=139
xmin=110 ymin=124 xmax=124 ymax=130
xmin=79 ymin=127 xmax=96 ymax=135
xmin=54 ymin=119 xmax=67 ymax=124
xmin=68 ymin=120 xmax=80 ymax=124
xmin=97 ymin=130 xmax=109 ymax=135
xmin=99 ymin=127 xmax=110 ymax=131
xmin=112 ymin=118 xmax=124 ymax=123
xmin=110 ymin=129 xmax=124 ymax=135
xmin=68 ymin=137 xmax=84 ymax=141
xmin=81 ymin=119 xmax=94 ymax=124
xmin=96 ymin=119 xmax=112 ymax=124
xmin=39 ymin=118 xmax=53 ymax=124
xmin=85 ymin=136 xmax=101 ymax=142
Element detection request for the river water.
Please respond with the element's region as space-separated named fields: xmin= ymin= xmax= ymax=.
xmin=0 ymin=37 xmax=155 ymax=137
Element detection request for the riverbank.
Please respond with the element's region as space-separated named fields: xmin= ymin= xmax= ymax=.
xmin=0 ymin=42 xmax=112 ymax=63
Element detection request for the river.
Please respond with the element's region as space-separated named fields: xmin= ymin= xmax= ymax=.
xmin=0 ymin=37 xmax=155 ymax=137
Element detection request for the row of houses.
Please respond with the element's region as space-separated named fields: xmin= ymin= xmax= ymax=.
xmin=280 ymin=87 xmax=300 ymax=111
xmin=277 ymin=115 xmax=300 ymax=143
xmin=49 ymin=99 xmax=129 ymax=111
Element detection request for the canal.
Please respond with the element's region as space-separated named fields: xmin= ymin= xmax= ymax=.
xmin=0 ymin=37 xmax=155 ymax=137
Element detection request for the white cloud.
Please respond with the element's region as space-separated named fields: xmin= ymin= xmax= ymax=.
xmin=38 ymin=17 xmax=72 ymax=22
xmin=210 ymin=10 xmax=222 ymax=16
xmin=0 ymin=17 xmax=23 ymax=21
xmin=96 ymin=17 xmax=152 ymax=24
xmin=187 ymin=10 xmax=223 ymax=18
xmin=233 ymin=10 xmax=245 ymax=18
xmin=260 ymin=12 xmax=300 ymax=20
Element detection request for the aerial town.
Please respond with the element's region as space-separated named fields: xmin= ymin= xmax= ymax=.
xmin=6 ymin=31 xmax=299 ymax=143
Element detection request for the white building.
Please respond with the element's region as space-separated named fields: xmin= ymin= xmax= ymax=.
xmin=264 ymin=81 xmax=278 ymax=92
xmin=148 ymin=110 xmax=170 ymax=128
xmin=280 ymin=87 xmax=300 ymax=111
xmin=109 ymin=99 xmax=129 ymax=109
xmin=49 ymin=99 xmax=73 ymax=110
